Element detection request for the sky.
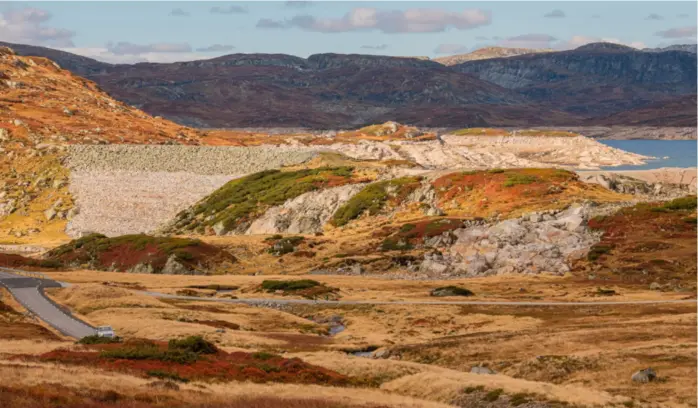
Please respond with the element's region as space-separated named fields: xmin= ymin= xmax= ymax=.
xmin=0 ymin=1 xmax=695 ymax=63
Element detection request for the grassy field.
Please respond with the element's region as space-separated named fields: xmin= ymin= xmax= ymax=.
xmin=3 ymin=271 xmax=694 ymax=407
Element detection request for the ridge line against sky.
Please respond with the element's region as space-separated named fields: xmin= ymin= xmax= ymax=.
xmin=0 ymin=1 xmax=695 ymax=63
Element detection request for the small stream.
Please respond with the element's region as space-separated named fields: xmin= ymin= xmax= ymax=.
xmin=346 ymin=346 xmax=379 ymax=358
xmin=328 ymin=322 xmax=345 ymax=336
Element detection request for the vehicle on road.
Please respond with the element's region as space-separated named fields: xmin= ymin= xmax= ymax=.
xmin=95 ymin=326 xmax=116 ymax=338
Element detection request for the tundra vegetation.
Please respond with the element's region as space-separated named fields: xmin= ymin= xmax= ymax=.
xmin=1 ymin=46 xmax=695 ymax=407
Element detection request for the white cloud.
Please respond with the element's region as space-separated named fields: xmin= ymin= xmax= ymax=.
xmin=256 ymin=18 xmax=286 ymax=29
xmin=106 ymin=42 xmax=192 ymax=55
xmin=0 ymin=7 xmax=74 ymax=47
xmin=169 ymin=8 xmax=190 ymax=17
xmin=210 ymin=5 xmax=247 ymax=15
xmin=544 ymin=9 xmax=565 ymax=18
xmin=61 ymin=46 xmax=213 ymax=64
xmin=360 ymin=44 xmax=388 ymax=50
xmin=645 ymin=13 xmax=664 ymax=21
xmin=655 ymin=26 xmax=697 ymax=38
xmin=196 ymin=44 xmax=235 ymax=53
xmin=257 ymin=7 xmax=491 ymax=33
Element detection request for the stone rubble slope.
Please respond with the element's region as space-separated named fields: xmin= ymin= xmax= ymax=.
xmin=66 ymin=171 xmax=235 ymax=238
xmin=67 ymin=145 xmax=318 ymax=175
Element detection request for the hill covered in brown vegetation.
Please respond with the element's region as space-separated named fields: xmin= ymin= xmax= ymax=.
xmin=1 ymin=42 xmax=694 ymax=129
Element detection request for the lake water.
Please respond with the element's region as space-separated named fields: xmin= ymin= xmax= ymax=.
xmin=599 ymin=140 xmax=697 ymax=170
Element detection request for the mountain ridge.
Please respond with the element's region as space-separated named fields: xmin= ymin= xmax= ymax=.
xmin=0 ymin=41 xmax=695 ymax=129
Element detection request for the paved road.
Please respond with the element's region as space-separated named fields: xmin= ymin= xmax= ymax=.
xmin=0 ymin=269 xmax=95 ymax=339
xmin=144 ymin=291 xmax=698 ymax=307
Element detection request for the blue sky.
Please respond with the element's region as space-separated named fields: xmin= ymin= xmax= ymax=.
xmin=0 ymin=1 xmax=695 ymax=63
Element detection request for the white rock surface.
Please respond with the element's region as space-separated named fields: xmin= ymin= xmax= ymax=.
xmin=246 ymin=184 xmax=366 ymax=235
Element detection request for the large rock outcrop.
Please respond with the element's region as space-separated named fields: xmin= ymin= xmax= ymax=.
xmin=415 ymin=204 xmax=611 ymax=277
xmin=246 ymin=184 xmax=366 ymax=235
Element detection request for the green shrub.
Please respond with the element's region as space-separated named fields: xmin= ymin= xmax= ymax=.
xmin=186 ymin=284 xmax=238 ymax=291
xmin=146 ymin=370 xmax=189 ymax=383
xmin=252 ymin=351 xmax=280 ymax=360
xmin=174 ymin=250 xmax=194 ymax=261
xmin=400 ymin=223 xmax=416 ymax=233
xmin=596 ymin=288 xmax=617 ymax=296
xmin=37 ymin=259 xmax=62 ymax=268
xmin=431 ymin=286 xmax=474 ymax=297
xmin=587 ymin=244 xmax=613 ymax=261
xmin=503 ymin=173 xmax=538 ymax=187
xmin=168 ymin=336 xmax=218 ymax=354
xmin=100 ymin=347 xmax=199 ymax=364
xmin=331 ymin=177 xmax=421 ymax=227
xmin=662 ymin=196 xmax=697 ymax=211
xmin=463 ymin=385 xmax=485 ymax=394
xmin=77 ymin=335 xmax=121 ymax=345
xmin=261 ymin=279 xmax=321 ymax=292
xmin=488 ymin=168 xmax=505 ymax=174
xmin=256 ymin=363 xmax=281 ymax=373
xmin=380 ymin=238 xmax=414 ymax=252
xmin=510 ymin=393 xmax=530 ymax=406
xmin=484 ymin=388 xmax=503 ymax=402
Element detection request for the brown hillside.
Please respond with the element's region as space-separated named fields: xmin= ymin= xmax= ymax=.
xmin=0 ymin=46 xmax=200 ymax=148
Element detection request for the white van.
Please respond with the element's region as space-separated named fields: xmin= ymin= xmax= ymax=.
xmin=95 ymin=326 xmax=116 ymax=338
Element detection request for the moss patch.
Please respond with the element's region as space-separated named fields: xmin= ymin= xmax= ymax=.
xmin=331 ymin=176 xmax=422 ymax=227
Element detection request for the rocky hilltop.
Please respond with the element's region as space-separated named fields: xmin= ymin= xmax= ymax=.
xmin=1 ymin=42 xmax=695 ymax=129
xmin=433 ymin=46 xmax=553 ymax=66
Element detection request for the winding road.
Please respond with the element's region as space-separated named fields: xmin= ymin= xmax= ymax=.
xmin=0 ymin=267 xmax=695 ymax=339
xmin=0 ymin=268 xmax=95 ymax=339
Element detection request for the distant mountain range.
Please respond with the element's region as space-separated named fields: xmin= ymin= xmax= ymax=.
xmin=1 ymin=41 xmax=695 ymax=128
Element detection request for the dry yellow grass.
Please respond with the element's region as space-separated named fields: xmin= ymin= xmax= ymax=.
xmin=290 ymin=351 xmax=630 ymax=406
xmin=45 ymin=270 xmax=691 ymax=303
xmin=382 ymin=371 xmax=628 ymax=406
xmin=45 ymin=284 xmax=331 ymax=349
xmin=0 ymin=359 xmax=451 ymax=408
xmin=0 ymin=339 xmax=76 ymax=355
